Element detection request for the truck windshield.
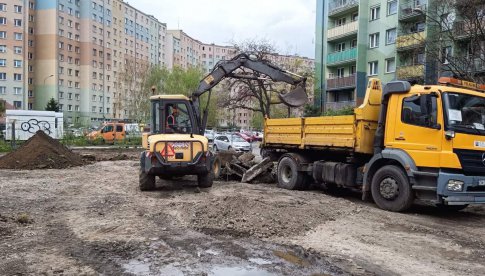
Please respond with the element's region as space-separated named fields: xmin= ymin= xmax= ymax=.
xmin=443 ymin=92 xmax=485 ymax=136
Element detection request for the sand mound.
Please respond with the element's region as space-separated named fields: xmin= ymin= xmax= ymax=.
xmin=0 ymin=131 xmax=85 ymax=170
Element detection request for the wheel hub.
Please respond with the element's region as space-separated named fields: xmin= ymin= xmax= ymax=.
xmin=281 ymin=166 xmax=292 ymax=183
xmin=379 ymin=177 xmax=399 ymax=200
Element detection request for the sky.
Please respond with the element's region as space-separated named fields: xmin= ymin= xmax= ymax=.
xmin=133 ymin=0 xmax=316 ymax=59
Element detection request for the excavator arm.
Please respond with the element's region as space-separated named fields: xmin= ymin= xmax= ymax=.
xmin=191 ymin=53 xmax=308 ymax=134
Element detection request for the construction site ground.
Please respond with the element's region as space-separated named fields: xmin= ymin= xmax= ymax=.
xmin=1 ymin=147 xmax=484 ymax=276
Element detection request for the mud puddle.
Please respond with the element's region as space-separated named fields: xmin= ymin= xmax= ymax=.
xmin=120 ymin=232 xmax=347 ymax=275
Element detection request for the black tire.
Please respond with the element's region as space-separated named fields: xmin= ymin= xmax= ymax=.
xmin=213 ymin=144 xmax=218 ymax=152
xmin=159 ymin=175 xmax=173 ymax=180
xmin=436 ymin=204 xmax=468 ymax=212
xmin=198 ymin=171 xmax=214 ymax=188
xmin=212 ymin=156 xmax=222 ymax=179
xmin=371 ymin=165 xmax=414 ymax=212
xmin=277 ymin=157 xmax=306 ymax=190
xmin=139 ymin=169 xmax=156 ymax=191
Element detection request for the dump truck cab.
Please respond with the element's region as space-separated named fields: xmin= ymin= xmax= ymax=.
xmin=139 ymin=95 xmax=214 ymax=190
xmin=366 ymin=78 xmax=485 ymax=209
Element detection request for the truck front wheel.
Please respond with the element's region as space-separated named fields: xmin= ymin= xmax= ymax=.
xmin=371 ymin=165 xmax=414 ymax=212
xmin=277 ymin=157 xmax=306 ymax=190
xmin=139 ymin=169 xmax=156 ymax=191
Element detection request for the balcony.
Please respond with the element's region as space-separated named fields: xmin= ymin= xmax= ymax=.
xmin=325 ymin=101 xmax=356 ymax=111
xmin=327 ymin=48 xmax=357 ymax=65
xmin=327 ymin=75 xmax=356 ymax=90
xmin=327 ymin=21 xmax=358 ymax=41
xmin=396 ymin=31 xmax=425 ymax=51
xmin=329 ymin=0 xmax=359 ymax=17
xmin=399 ymin=1 xmax=427 ymax=21
xmin=396 ymin=64 xmax=424 ymax=79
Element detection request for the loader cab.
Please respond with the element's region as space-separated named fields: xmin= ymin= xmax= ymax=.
xmin=150 ymin=95 xmax=198 ymax=135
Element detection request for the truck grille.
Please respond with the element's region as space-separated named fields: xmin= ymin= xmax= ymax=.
xmin=453 ymin=149 xmax=485 ymax=176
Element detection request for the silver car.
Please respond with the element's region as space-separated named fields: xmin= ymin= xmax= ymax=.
xmin=213 ymin=134 xmax=251 ymax=152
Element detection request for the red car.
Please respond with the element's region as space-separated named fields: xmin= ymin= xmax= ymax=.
xmin=235 ymin=132 xmax=254 ymax=142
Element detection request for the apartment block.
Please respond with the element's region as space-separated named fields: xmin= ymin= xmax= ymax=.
xmin=0 ymin=0 xmax=29 ymax=109
xmin=316 ymin=0 xmax=485 ymax=112
xmin=0 ymin=0 xmax=168 ymax=125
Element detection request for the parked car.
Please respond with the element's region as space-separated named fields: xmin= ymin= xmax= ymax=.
xmin=204 ymin=130 xmax=215 ymax=143
xmin=213 ymin=134 xmax=251 ymax=152
xmin=235 ymin=132 xmax=254 ymax=143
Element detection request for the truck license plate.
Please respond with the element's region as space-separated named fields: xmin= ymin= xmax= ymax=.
xmin=479 ymin=180 xmax=485 ymax=186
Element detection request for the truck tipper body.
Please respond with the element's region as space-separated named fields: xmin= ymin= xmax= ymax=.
xmin=263 ymin=78 xmax=485 ymax=212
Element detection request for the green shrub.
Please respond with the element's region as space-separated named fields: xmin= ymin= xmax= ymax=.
xmin=0 ymin=140 xmax=12 ymax=152
xmin=324 ymin=106 xmax=355 ymax=116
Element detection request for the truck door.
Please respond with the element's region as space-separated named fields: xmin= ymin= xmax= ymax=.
xmin=115 ymin=124 xmax=125 ymax=141
xmin=391 ymin=92 xmax=444 ymax=167
xmin=102 ymin=124 xmax=115 ymax=142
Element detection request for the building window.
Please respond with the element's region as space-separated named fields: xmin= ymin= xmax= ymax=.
xmin=336 ymin=42 xmax=345 ymax=52
xmin=13 ymin=101 xmax=21 ymax=108
xmin=0 ymin=59 xmax=5 ymax=66
xmin=59 ymin=92 xmax=64 ymax=99
xmin=14 ymin=19 xmax=22 ymax=26
xmin=368 ymin=61 xmax=378 ymax=76
xmin=0 ymin=31 xmax=6 ymax=38
xmin=0 ymin=17 xmax=5 ymax=24
xmin=385 ymin=58 xmax=396 ymax=73
xmin=28 ymin=90 xmax=33 ymax=97
xmin=14 ymin=60 xmax=22 ymax=67
xmin=14 ymin=5 xmax=22 ymax=13
xmin=370 ymin=6 xmax=380 ymax=21
xmin=442 ymin=46 xmax=452 ymax=64
xmin=28 ymin=103 xmax=33 ymax=110
xmin=335 ymin=17 xmax=346 ymax=27
xmin=337 ymin=67 xmax=345 ymax=78
xmin=0 ymin=3 xmax=5 ymax=11
xmin=14 ymin=87 xmax=22 ymax=95
xmin=0 ymin=86 xmax=5 ymax=94
xmin=0 ymin=45 xmax=5 ymax=52
xmin=386 ymin=28 xmax=396 ymax=45
xmin=387 ymin=0 xmax=397 ymax=15
xmin=369 ymin=33 xmax=379 ymax=48
xmin=0 ymin=72 xmax=5 ymax=80
xmin=14 ymin=73 xmax=22 ymax=81
xmin=14 ymin=33 xmax=22 ymax=40
xmin=68 ymin=105 xmax=72 ymax=111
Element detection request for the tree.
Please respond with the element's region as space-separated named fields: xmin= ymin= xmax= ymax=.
xmin=404 ymin=0 xmax=485 ymax=83
xmin=219 ymin=38 xmax=314 ymax=120
xmin=45 ymin=98 xmax=59 ymax=112
xmin=303 ymin=103 xmax=321 ymax=117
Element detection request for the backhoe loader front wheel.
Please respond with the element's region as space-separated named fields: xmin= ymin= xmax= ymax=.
xmin=139 ymin=169 xmax=156 ymax=191
xmin=198 ymin=171 xmax=214 ymax=188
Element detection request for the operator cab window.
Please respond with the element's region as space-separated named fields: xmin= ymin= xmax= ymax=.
xmin=401 ymin=94 xmax=437 ymax=128
xmin=116 ymin=125 xmax=123 ymax=132
xmin=164 ymin=102 xmax=193 ymax=134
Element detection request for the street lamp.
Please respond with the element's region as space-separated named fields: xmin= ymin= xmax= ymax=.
xmin=43 ymin=74 xmax=55 ymax=103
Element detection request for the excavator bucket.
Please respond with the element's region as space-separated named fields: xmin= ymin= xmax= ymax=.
xmin=278 ymin=86 xmax=309 ymax=107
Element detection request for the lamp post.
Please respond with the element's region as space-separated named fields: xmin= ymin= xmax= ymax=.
xmin=43 ymin=74 xmax=55 ymax=105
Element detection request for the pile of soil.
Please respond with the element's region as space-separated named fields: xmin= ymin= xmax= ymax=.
xmin=0 ymin=131 xmax=85 ymax=170
xmin=189 ymin=195 xmax=342 ymax=238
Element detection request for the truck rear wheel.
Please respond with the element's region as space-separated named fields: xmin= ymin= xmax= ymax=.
xmin=198 ymin=171 xmax=214 ymax=188
xmin=139 ymin=169 xmax=156 ymax=191
xmin=371 ymin=165 xmax=414 ymax=212
xmin=277 ymin=157 xmax=306 ymax=190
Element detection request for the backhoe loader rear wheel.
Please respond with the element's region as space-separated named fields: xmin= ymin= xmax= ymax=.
xmin=198 ymin=171 xmax=214 ymax=188
xmin=139 ymin=169 xmax=156 ymax=191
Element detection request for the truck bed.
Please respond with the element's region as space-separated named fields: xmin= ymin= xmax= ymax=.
xmin=264 ymin=114 xmax=377 ymax=154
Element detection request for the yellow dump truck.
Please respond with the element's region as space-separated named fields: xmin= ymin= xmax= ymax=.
xmin=263 ymin=77 xmax=485 ymax=212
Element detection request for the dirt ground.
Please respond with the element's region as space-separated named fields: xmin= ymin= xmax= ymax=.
xmin=0 ymin=148 xmax=484 ymax=276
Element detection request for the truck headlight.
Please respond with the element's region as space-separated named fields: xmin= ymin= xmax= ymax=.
xmin=447 ymin=180 xmax=464 ymax=191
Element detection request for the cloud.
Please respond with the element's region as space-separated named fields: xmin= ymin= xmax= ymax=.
xmin=132 ymin=0 xmax=316 ymax=58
